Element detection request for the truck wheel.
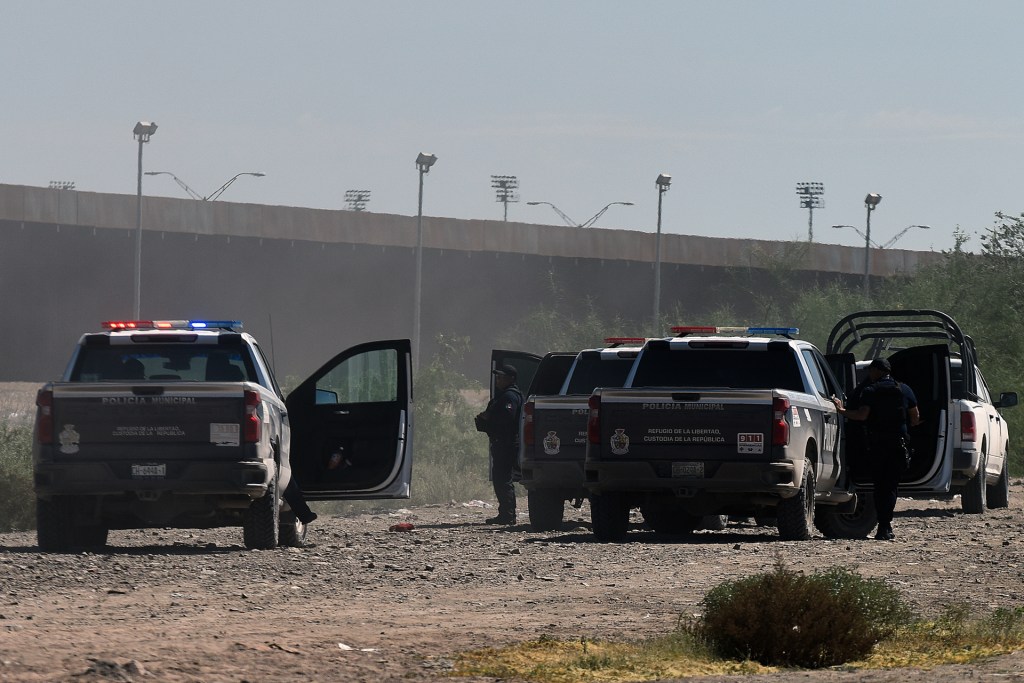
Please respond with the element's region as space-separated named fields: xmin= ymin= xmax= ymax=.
xmin=814 ymin=493 xmax=877 ymax=539
xmin=987 ymin=454 xmax=1010 ymax=509
xmin=278 ymin=510 xmax=308 ymax=548
xmin=36 ymin=497 xmax=75 ymax=552
xmin=961 ymin=452 xmax=987 ymax=514
xmin=527 ymin=491 xmax=565 ymax=531
xmin=777 ymin=462 xmax=815 ymax=541
xmin=80 ymin=524 xmax=109 ymax=549
xmin=590 ymin=493 xmax=629 ymax=542
xmin=244 ymin=469 xmax=280 ymax=550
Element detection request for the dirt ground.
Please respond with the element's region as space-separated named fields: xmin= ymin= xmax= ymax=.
xmin=2 ymin=484 xmax=1024 ymax=683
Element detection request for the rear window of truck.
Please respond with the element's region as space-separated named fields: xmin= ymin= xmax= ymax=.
xmin=70 ymin=346 xmax=255 ymax=383
xmin=630 ymin=347 xmax=804 ymax=392
xmin=564 ymin=356 xmax=637 ymax=394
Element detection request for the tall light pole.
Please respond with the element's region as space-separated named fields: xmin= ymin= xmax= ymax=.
xmin=796 ymin=182 xmax=824 ymax=242
xmin=491 ymin=175 xmax=519 ymax=221
xmin=653 ymin=173 xmax=671 ymax=333
xmin=863 ymin=193 xmax=882 ymax=297
xmin=413 ymin=152 xmax=437 ymax=369
xmin=132 ymin=121 xmax=157 ymax=319
xmin=526 ymin=200 xmax=633 ymax=227
xmin=145 ymin=170 xmax=264 ymax=201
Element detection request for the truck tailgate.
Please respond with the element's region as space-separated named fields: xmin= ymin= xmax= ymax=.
xmin=530 ymin=395 xmax=589 ymax=460
xmin=50 ymin=382 xmax=250 ymax=460
xmin=596 ymin=388 xmax=775 ymax=461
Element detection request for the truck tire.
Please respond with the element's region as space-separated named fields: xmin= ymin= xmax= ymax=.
xmin=80 ymin=524 xmax=109 ymax=549
xmin=961 ymin=452 xmax=987 ymax=514
xmin=36 ymin=496 xmax=75 ymax=552
xmin=777 ymin=461 xmax=815 ymax=541
xmin=814 ymin=493 xmax=877 ymax=539
xmin=987 ymin=454 xmax=1010 ymax=509
xmin=37 ymin=496 xmax=108 ymax=551
xmin=590 ymin=493 xmax=629 ymax=542
xmin=527 ymin=490 xmax=565 ymax=531
xmin=278 ymin=510 xmax=307 ymax=548
xmin=243 ymin=470 xmax=280 ymax=550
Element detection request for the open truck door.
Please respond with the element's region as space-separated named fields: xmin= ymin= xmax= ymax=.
xmin=287 ymin=339 xmax=413 ymax=500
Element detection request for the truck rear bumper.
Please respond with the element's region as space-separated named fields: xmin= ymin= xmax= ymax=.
xmin=520 ymin=459 xmax=585 ymax=493
xmin=34 ymin=459 xmax=272 ymax=499
xmin=951 ymin=447 xmax=981 ymax=483
xmin=584 ymin=459 xmax=801 ymax=500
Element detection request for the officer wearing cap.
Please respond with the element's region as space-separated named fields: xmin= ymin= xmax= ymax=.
xmin=474 ymin=364 xmax=523 ymax=525
xmin=832 ymin=357 xmax=920 ymax=540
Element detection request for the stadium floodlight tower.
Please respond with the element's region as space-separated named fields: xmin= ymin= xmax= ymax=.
xmin=795 ymin=182 xmax=825 ymax=242
xmin=491 ymin=175 xmax=519 ymax=221
xmin=344 ymin=190 xmax=372 ymax=211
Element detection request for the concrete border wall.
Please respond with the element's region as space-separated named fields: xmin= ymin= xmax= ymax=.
xmin=0 ymin=184 xmax=943 ymax=382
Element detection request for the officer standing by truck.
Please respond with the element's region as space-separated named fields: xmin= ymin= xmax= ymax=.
xmin=475 ymin=364 xmax=523 ymax=525
xmin=832 ymin=357 xmax=920 ymax=541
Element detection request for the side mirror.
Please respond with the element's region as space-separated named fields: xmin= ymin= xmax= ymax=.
xmin=315 ymin=388 xmax=339 ymax=405
xmin=995 ymin=392 xmax=1019 ymax=409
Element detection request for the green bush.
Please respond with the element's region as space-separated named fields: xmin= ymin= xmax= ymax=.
xmin=695 ymin=563 xmax=914 ymax=668
xmin=0 ymin=418 xmax=35 ymax=532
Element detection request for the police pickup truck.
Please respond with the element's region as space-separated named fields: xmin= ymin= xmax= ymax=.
xmin=825 ymin=309 xmax=1017 ymax=535
xmin=514 ymin=339 xmax=646 ymax=530
xmin=584 ymin=326 xmax=856 ymax=542
xmin=33 ymin=320 xmax=413 ymax=551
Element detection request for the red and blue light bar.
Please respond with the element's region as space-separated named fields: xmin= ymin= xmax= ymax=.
xmin=672 ymin=326 xmax=799 ymax=336
xmin=102 ymin=320 xmax=243 ymax=331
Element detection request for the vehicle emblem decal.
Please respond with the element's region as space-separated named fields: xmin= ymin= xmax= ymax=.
xmin=610 ymin=428 xmax=630 ymax=455
xmin=543 ymin=430 xmax=561 ymax=455
xmin=59 ymin=424 xmax=80 ymax=454
xmin=790 ymin=406 xmax=802 ymax=428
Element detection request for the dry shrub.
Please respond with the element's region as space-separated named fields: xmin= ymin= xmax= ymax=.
xmin=696 ymin=562 xmax=913 ymax=668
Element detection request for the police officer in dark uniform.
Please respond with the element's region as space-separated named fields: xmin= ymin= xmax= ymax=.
xmin=832 ymin=357 xmax=920 ymax=540
xmin=475 ymin=364 xmax=523 ymax=525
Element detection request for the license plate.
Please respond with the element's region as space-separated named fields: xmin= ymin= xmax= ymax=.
xmin=672 ymin=461 xmax=704 ymax=478
xmin=131 ymin=464 xmax=166 ymax=479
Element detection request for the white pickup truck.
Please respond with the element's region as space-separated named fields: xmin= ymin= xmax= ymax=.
xmin=33 ymin=320 xmax=414 ymax=551
xmin=825 ymin=309 xmax=1017 ymax=532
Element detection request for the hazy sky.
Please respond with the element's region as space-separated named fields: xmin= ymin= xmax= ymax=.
xmin=3 ymin=1 xmax=1021 ymax=253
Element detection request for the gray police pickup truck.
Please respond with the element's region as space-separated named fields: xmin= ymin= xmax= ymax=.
xmin=519 ymin=339 xmax=646 ymax=530
xmin=584 ymin=326 xmax=856 ymax=542
xmin=33 ymin=319 xmax=413 ymax=551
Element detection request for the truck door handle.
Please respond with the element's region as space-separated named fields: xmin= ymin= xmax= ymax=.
xmin=333 ymin=409 xmax=350 ymax=416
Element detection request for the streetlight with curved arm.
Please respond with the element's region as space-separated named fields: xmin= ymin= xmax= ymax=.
xmin=145 ymin=171 xmax=265 ymax=201
xmin=526 ymin=200 xmax=633 ymax=228
xmin=880 ymin=224 xmax=930 ymax=249
xmin=580 ymin=201 xmax=634 ymax=228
